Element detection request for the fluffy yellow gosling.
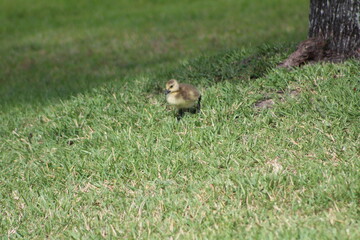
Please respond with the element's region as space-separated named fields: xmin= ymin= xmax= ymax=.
xmin=165 ymin=79 xmax=201 ymax=120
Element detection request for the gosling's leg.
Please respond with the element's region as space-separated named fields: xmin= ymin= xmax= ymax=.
xmin=189 ymin=96 xmax=202 ymax=114
xmin=177 ymin=108 xmax=185 ymax=121
xmin=196 ymin=95 xmax=201 ymax=113
xmin=189 ymin=107 xmax=196 ymax=114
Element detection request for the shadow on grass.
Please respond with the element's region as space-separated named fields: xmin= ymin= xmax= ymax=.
xmin=0 ymin=43 xmax=296 ymax=112
xmin=0 ymin=53 xmax=178 ymax=111
xmin=148 ymin=44 xmax=295 ymax=93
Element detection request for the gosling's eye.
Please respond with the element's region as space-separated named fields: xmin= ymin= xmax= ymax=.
xmin=170 ymin=85 xmax=173 ymax=89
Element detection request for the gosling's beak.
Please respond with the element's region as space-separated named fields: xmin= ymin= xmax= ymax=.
xmin=164 ymin=89 xmax=171 ymax=95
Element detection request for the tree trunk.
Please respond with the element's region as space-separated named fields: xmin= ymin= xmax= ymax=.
xmin=280 ymin=0 xmax=360 ymax=68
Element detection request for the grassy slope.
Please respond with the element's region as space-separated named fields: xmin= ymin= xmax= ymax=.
xmin=1 ymin=0 xmax=360 ymax=239
xmin=0 ymin=0 xmax=307 ymax=108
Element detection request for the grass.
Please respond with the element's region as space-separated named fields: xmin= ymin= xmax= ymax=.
xmin=1 ymin=0 xmax=360 ymax=239
xmin=0 ymin=0 xmax=307 ymax=109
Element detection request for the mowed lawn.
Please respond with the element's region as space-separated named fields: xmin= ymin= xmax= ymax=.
xmin=1 ymin=0 xmax=360 ymax=239
xmin=0 ymin=0 xmax=307 ymax=108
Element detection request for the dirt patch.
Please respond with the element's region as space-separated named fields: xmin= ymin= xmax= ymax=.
xmin=255 ymin=98 xmax=275 ymax=109
xmin=254 ymin=88 xmax=301 ymax=109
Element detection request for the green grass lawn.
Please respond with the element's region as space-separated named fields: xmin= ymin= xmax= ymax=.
xmin=1 ymin=0 xmax=360 ymax=239
xmin=0 ymin=0 xmax=307 ymax=109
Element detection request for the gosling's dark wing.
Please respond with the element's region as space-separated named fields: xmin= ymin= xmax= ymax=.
xmin=179 ymin=84 xmax=200 ymax=101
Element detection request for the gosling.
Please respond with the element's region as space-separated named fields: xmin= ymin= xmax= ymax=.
xmin=165 ymin=79 xmax=201 ymax=120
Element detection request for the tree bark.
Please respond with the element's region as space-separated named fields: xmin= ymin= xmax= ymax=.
xmin=280 ymin=0 xmax=360 ymax=68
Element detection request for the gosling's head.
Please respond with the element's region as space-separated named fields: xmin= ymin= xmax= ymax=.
xmin=165 ymin=79 xmax=180 ymax=95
